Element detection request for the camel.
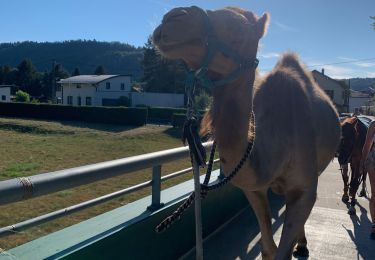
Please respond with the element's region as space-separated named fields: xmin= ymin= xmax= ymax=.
xmin=153 ymin=6 xmax=341 ymax=259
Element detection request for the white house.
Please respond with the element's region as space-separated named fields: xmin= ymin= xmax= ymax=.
xmin=57 ymin=75 xmax=132 ymax=106
xmin=57 ymin=74 xmax=185 ymax=108
xmin=0 ymin=85 xmax=11 ymax=102
xmin=312 ymin=69 xmax=349 ymax=113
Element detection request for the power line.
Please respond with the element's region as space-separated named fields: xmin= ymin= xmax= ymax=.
xmin=261 ymin=57 xmax=375 ymax=71
xmin=307 ymin=57 xmax=375 ymax=68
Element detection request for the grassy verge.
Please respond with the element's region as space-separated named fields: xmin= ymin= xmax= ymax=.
xmin=0 ymin=117 xmax=207 ymax=250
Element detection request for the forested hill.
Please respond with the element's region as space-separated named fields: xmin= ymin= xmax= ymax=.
xmin=346 ymin=77 xmax=375 ymax=91
xmin=0 ymin=40 xmax=144 ymax=79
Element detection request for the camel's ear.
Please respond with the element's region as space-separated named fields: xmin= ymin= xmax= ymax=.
xmin=256 ymin=13 xmax=270 ymax=39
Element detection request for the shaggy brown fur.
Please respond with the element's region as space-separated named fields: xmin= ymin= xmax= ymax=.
xmin=153 ymin=6 xmax=340 ymax=259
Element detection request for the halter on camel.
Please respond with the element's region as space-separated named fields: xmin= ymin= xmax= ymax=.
xmin=155 ymin=7 xmax=258 ymax=233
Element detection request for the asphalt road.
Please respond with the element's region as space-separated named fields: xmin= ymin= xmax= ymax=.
xmin=183 ymin=158 xmax=374 ymax=260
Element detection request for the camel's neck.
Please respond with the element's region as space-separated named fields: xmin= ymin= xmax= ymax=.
xmin=211 ymin=71 xmax=255 ymax=154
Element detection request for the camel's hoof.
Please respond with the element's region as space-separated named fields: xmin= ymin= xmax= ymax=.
xmin=342 ymin=194 xmax=349 ymax=203
xmin=293 ymin=245 xmax=309 ymax=258
xmin=348 ymin=207 xmax=356 ymax=215
xmin=358 ymin=189 xmax=366 ymax=197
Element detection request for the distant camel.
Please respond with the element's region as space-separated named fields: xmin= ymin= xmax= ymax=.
xmin=153 ymin=6 xmax=340 ymax=259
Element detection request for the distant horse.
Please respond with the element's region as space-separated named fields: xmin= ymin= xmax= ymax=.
xmin=337 ymin=116 xmax=368 ymax=214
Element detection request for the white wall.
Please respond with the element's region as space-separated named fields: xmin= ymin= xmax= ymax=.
xmin=0 ymin=87 xmax=11 ymax=102
xmin=60 ymin=76 xmax=132 ymax=106
xmin=313 ymin=72 xmax=345 ymax=106
xmin=131 ymin=92 xmax=184 ymax=107
xmin=349 ymin=97 xmax=372 ymax=112
xmin=97 ymin=76 xmax=132 ymax=92
xmin=61 ymin=84 xmax=97 ymax=106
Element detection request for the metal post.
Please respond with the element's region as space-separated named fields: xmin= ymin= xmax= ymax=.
xmin=147 ymin=165 xmax=164 ymax=211
xmin=192 ymin=157 xmax=203 ymax=260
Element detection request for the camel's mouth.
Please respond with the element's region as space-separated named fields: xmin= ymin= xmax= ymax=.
xmin=152 ymin=23 xmax=186 ymax=54
xmin=152 ymin=7 xmax=203 ymax=56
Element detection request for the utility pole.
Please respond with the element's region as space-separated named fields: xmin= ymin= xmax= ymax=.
xmin=347 ymin=79 xmax=351 ymax=113
xmin=51 ymin=60 xmax=56 ymax=103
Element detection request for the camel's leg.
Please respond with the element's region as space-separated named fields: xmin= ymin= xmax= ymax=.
xmin=275 ymin=184 xmax=317 ymax=260
xmin=348 ymin=163 xmax=360 ymax=215
xmin=244 ymin=188 xmax=277 ymax=260
xmin=359 ymin=171 xmax=367 ymax=197
xmin=292 ymin=228 xmax=309 ymax=257
xmin=341 ymin=163 xmax=349 ymax=202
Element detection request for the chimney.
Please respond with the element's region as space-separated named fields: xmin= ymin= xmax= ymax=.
xmin=321 ymin=68 xmax=325 ymax=75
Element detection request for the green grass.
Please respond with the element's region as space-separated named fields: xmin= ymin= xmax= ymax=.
xmin=0 ymin=116 xmax=202 ymax=250
xmin=2 ymin=162 xmax=40 ymax=178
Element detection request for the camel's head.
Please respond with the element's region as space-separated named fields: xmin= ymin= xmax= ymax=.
xmin=153 ymin=6 xmax=269 ymax=75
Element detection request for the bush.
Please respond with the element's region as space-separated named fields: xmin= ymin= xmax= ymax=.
xmin=0 ymin=102 xmax=148 ymax=126
xmin=172 ymin=113 xmax=204 ymax=128
xmin=15 ymin=90 xmax=30 ymax=102
xmin=118 ymin=96 xmax=131 ymax=107
xmin=194 ymin=92 xmax=211 ymax=111
xmin=148 ymin=107 xmax=187 ymax=124
xmin=148 ymin=107 xmax=206 ymax=124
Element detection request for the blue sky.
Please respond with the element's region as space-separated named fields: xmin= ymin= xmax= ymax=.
xmin=0 ymin=0 xmax=374 ymax=79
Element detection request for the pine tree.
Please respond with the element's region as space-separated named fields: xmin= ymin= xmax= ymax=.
xmin=94 ymin=65 xmax=106 ymax=75
xmin=16 ymin=59 xmax=37 ymax=90
xmin=72 ymin=67 xmax=81 ymax=76
xmin=141 ymin=37 xmax=186 ymax=93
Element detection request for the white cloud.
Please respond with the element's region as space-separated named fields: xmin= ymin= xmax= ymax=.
xmin=273 ymin=21 xmax=298 ymax=32
xmin=259 ymin=52 xmax=280 ymax=59
xmin=322 ymin=65 xmax=357 ymax=79
xmin=337 ymin=56 xmax=375 ymax=68
xmin=354 ymin=62 xmax=375 ymax=68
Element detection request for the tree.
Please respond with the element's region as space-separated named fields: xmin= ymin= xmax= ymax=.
xmin=0 ymin=66 xmax=3 ymax=84
xmin=118 ymin=96 xmax=131 ymax=107
xmin=371 ymin=16 xmax=375 ymax=29
xmin=72 ymin=67 xmax=81 ymax=76
xmin=2 ymin=65 xmax=16 ymax=84
xmin=141 ymin=37 xmax=186 ymax=94
xmin=15 ymin=90 xmax=30 ymax=102
xmin=53 ymin=63 xmax=70 ymax=80
xmin=16 ymin=59 xmax=37 ymax=90
xmin=15 ymin=59 xmax=45 ymax=96
xmin=94 ymin=65 xmax=106 ymax=75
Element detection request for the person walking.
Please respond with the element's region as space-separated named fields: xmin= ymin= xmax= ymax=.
xmin=360 ymin=120 xmax=375 ymax=239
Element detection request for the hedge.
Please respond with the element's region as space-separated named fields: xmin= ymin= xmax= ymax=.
xmin=0 ymin=102 xmax=148 ymax=126
xmin=148 ymin=107 xmax=206 ymax=124
xmin=172 ymin=113 xmax=204 ymax=128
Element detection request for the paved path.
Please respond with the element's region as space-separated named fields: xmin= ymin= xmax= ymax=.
xmin=183 ymin=159 xmax=374 ymax=259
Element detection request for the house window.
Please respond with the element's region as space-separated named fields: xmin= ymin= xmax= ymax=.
xmin=325 ymin=90 xmax=334 ymax=100
xmin=67 ymin=96 xmax=73 ymax=105
xmin=121 ymin=83 xmax=125 ymax=90
xmin=86 ymin=97 xmax=92 ymax=106
xmin=106 ymin=82 xmax=111 ymax=89
xmin=77 ymin=96 xmax=82 ymax=106
xmin=1 ymin=95 xmax=6 ymax=101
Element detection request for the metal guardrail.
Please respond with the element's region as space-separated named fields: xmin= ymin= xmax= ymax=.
xmin=0 ymin=142 xmax=217 ymax=238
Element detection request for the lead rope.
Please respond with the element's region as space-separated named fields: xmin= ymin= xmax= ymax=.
xmin=155 ymin=112 xmax=254 ymax=233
